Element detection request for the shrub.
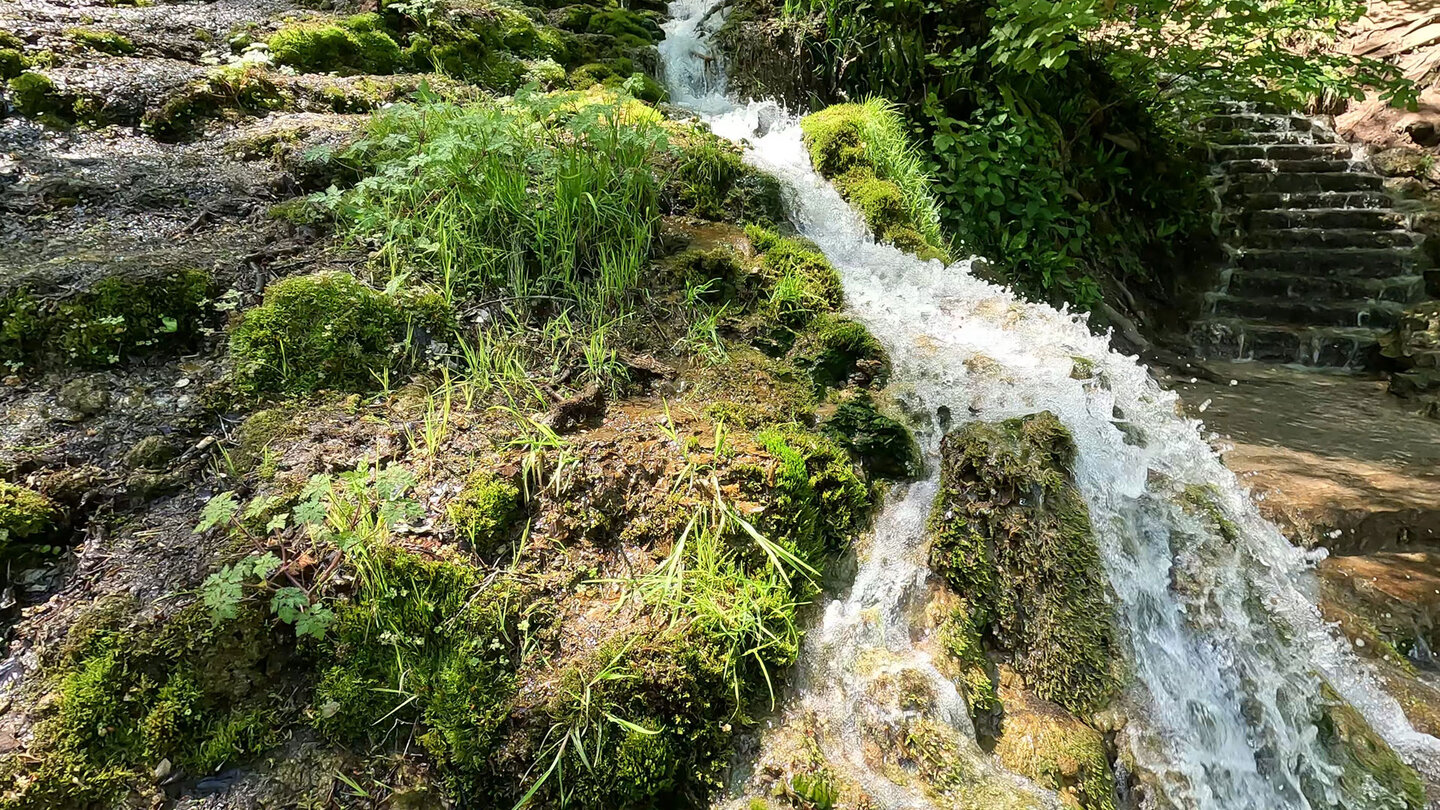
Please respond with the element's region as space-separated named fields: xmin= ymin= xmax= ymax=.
xmin=229 ymin=271 xmax=452 ymax=395
xmin=268 ymin=13 xmax=403 ymax=75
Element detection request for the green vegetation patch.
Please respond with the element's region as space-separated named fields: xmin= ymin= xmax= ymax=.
xmin=447 ymin=470 xmax=522 ymax=556
xmin=928 ymin=411 xmax=1118 ymax=715
xmin=800 ymin=99 xmax=947 ymax=258
xmin=0 ymin=481 xmax=58 ymax=558
xmin=67 ymin=28 xmax=135 ymax=55
xmin=229 ymin=270 xmax=452 ymax=396
xmin=0 ymin=269 xmax=209 ymax=370
xmin=268 ymin=13 xmax=403 ymax=75
xmin=0 ymin=601 xmax=298 ymax=809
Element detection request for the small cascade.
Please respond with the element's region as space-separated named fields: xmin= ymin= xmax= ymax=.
xmin=1190 ymin=102 xmax=1433 ymax=369
xmin=658 ymin=3 xmax=1440 ymax=807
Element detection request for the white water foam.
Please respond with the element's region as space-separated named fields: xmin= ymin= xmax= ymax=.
xmin=659 ymin=2 xmax=1440 ymax=807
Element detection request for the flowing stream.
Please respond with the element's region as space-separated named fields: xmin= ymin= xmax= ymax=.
xmin=657 ymin=3 xmax=1440 ymax=807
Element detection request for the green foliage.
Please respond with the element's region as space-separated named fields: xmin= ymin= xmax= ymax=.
xmin=0 ymin=603 xmax=294 ymax=809
xmin=331 ymin=93 xmax=664 ymax=311
xmin=0 ymin=481 xmax=57 ymax=558
xmin=66 ymin=28 xmax=135 ymax=55
xmin=819 ymin=392 xmax=916 ymax=480
xmin=0 ymin=270 xmax=209 ymax=369
xmin=665 ymin=126 xmax=785 ymax=226
xmin=229 ymin=270 xmax=452 ymax=395
xmin=268 ymin=13 xmax=403 ymax=75
xmin=447 ymin=470 xmax=522 ymax=555
xmin=800 ymin=99 xmax=946 ymax=254
xmin=756 ymin=0 xmax=1415 ymax=307
xmin=928 ymin=411 xmax=1118 ymax=715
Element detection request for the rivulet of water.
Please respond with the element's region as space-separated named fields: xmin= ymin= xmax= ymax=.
xmin=658 ymin=3 xmax=1440 ymax=807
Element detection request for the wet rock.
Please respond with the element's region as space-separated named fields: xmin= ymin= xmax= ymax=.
xmin=55 ymin=376 xmax=109 ymax=417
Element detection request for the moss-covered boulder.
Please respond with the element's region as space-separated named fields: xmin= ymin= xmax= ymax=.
xmin=447 ymin=470 xmax=522 ymax=556
xmin=268 ymin=13 xmax=403 ymax=75
xmin=820 ymin=392 xmax=916 ymax=480
xmin=928 ymin=411 xmax=1118 ymax=715
xmin=0 ymin=481 xmax=58 ymax=557
xmin=993 ymin=674 xmax=1117 ymax=810
xmin=229 ymin=271 xmax=452 ymax=396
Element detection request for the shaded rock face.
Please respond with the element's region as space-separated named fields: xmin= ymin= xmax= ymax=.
xmin=928 ymin=411 xmax=1118 ymax=719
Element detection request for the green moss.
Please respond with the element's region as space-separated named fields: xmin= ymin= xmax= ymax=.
xmin=928 ymin=411 xmax=1118 ymax=715
xmin=67 ymin=28 xmax=136 ymax=55
xmin=0 ymin=603 xmax=295 ymax=808
xmin=268 ymin=13 xmax=402 ymax=75
xmin=1309 ymin=688 xmax=1427 ymax=810
xmin=6 ymin=71 xmax=76 ymax=127
xmin=229 ymin=271 xmax=453 ymax=396
xmin=800 ymin=100 xmax=948 ymax=258
xmin=142 ymin=64 xmax=284 ymax=141
xmin=0 ymin=48 xmax=26 ymax=81
xmin=0 ymin=481 xmax=58 ymax=557
xmin=992 ymin=689 xmax=1116 ymax=810
xmin=447 ymin=470 xmax=521 ymax=556
xmin=666 ymin=129 xmax=785 ymax=225
xmin=793 ymin=313 xmax=886 ymax=389
xmin=820 ymin=392 xmax=917 ymax=480
xmin=756 ymin=425 xmax=871 ymax=561
xmin=0 ymin=270 xmax=210 ymax=369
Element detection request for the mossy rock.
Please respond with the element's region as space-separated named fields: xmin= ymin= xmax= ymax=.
xmin=1313 ymin=688 xmax=1427 ymax=809
xmin=0 ymin=481 xmax=59 ymax=557
xmin=0 ymin=269 xmax=210 ymax=370
xmin=229 ymin=271 xmax=453 ymax=396
xmin=67 ymin=28 xmax=136 ymax=55
xmin=928 ymin=411 xmax=1119 ymax=715
xmin=447 ymin=470 xmax=521 ymax=556
xmin=993 ymin=680 xmax=1117 ymax=810
xmin=0 ymin=602 xmax=298 ymax=808
xmin=820 ymin=391 xmax=917 ymax=480
xmin=143 ymin=65 xmax=285 ymax=142
xmin=268 ymin=13 xmax=403 ymax=75
xmin=792 ymin=313 xmax=886 ymax=389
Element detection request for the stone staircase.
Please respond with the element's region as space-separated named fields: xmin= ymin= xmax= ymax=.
xmin=1190 ymin=102 xmax=1433 ymax=369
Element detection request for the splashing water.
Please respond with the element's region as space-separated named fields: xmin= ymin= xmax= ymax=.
xmin=659 ymin=1 xmax=1440 ymax=807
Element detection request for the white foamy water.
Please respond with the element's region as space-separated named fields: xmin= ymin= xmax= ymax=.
xmin=659 ymin=2 xmax=1440 ymax=807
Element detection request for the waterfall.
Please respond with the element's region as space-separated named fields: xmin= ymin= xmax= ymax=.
xmin=657 ymin=2 xmax=1440 ymax=807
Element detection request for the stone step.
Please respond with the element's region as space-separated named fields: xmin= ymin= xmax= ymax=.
xmin=1225 ymin=191 xmax=1393 ymax=211
xmin=1201 ymin=113 xmax=1316 ymax=133
xmin=1190 ymin=318 xmax=1383 ymax=368
xmin=1239 ymin=208 xmax=1407 ymax=231
xmin=1212 ymin=143 xmax=1354 ymax=161
xmin=1219 ymin=158 xmax=1359 ymax=175
xmin=1240 ymin=228 xmax=1421 ymax=250
xmin=1223 ymin=172 xmax=1386 ymax=196
xmin=1207 ymin=130 xmax=1334 ymax=146
xmin=1235 ymin=247 xmax=1423 ymax=277
xmin=1208 ymin=293 xmax=1406 ymax=329
xmin=1225 ymin=270 xmax=1427 ymax=304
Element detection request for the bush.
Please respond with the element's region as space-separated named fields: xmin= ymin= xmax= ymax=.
xmin=229 ymin=271 xmax=452 ymax=395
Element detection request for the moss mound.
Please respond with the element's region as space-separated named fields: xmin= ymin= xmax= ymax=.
xmin=229 ymin=271 xmax=452 ymax=396
xmin=268 ymin=13 xmax=404 ymax=75
xmin=800 ymin=99 xmax=947 ymax=258
xmin=928 ymin=411 xmax=1118 ymax=715
xmin=0 ymin=481 xmax=58 ymax=558
xmin=447 ymin=470 xmax=522 ymax=556
xmin=0 ymin=269 xmax=210 ymax=370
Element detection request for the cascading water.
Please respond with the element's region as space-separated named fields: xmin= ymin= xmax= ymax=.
xmin=658 ymin=3 xmax=1440 ymax=807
